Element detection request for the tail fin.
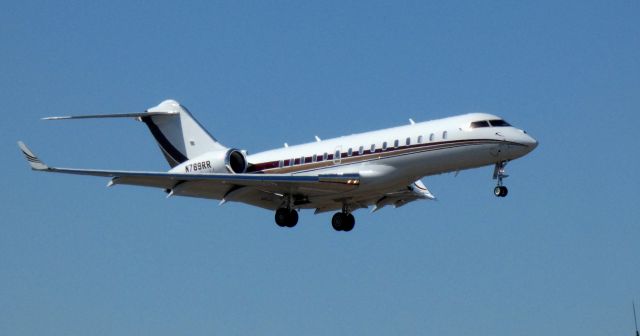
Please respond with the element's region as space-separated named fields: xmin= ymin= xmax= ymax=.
xmin=141 ymin=100 xmax=227 ymax=167
xmin=43 ymin=99 xmax=228 ymax=167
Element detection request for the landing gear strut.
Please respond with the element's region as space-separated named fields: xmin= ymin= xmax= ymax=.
xmin=493 ymin=161 xmax=509 ymax=197
xmin=332 ymin=205 xmax=355 ymax=232
xmin=275 ymin=208 xmax=298 ymax=228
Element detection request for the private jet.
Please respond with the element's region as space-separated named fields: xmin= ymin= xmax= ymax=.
xmin=18 ymin=99 xmax=538 ymax=231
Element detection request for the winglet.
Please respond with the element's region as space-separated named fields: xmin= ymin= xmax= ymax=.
xmin=17 ymin=141 xmax=49 ymax=171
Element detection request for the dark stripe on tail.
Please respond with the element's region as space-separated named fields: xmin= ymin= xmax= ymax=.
xmin=141 ymin=116 xmax=188 ymax=165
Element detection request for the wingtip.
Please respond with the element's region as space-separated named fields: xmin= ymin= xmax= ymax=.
xmin=17 ymin=141 xmax=49 ymax=171
xmin=41 ymin=116 xmax=69 ymax=121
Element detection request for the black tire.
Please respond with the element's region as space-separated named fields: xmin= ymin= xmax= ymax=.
xmin=286 ymin=209 xmax=299 ymax=227
xmin=494 ymin=186 xmax=502 ymax=197
xmin=332 ymin=212 xmax=344 ymax=231
xmin=275 ymin=208 xmax=289 ymax=227
xmin=342 ymin=213 xmax=355 ymax=232
xmin=500 ymin=186 xmax=508 ymax=197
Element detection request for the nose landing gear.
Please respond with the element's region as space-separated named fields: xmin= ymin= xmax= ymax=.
xmin=493 ymin=161 xmax=509 ymax=198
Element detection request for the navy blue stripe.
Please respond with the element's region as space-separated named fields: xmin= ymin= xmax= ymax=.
xmin=22 ymin=151 xmax=36 ymax=159
xmin=141 ymin=116 xmax=189 ymax=164
xmin=23 ymin=151 xmax=41 ymax=162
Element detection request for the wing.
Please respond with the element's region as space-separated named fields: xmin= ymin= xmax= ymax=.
xmin=310 ymin=179 xmax=436 ymax=214
xmin=18 ymin=142 xmax=360 ymax=210
xmin=369 ymin=179 xmax=436 ymax=213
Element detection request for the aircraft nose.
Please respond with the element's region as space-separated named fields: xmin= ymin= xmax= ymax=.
xmin=521 ymin=133 xmax=538 ymax=150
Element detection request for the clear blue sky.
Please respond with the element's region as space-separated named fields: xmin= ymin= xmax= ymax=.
xmin=2 ymin=1 xmax=639 ymax=335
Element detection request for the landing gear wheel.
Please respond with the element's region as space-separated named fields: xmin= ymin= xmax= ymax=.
xmin=275 ymin=208 xmax=288 ymax=227
xmin=331 ymin=212 xmax=344 ymax=231
xmin=343 ymin=213 xmax=355 ymax=232
xmin=331 ymin=212 xmax=355 ymax=232
xmin=285 ymin=209 xmax=298 ymax=227
xmin=494 ymin=186 xmax=508 ymax=197
xmin=275 ymin=208 xmax=298 ymax=227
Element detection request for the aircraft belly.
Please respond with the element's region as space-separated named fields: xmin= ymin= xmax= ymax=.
xmin=384 ymin=143 xmax=500 ymax=177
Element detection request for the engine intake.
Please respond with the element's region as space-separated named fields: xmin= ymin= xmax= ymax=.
xmin=224 ymin=149 xmax=247 ymax=173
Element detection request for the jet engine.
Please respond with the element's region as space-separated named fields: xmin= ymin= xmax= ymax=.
xmin=176 ymin=148 xmax=248 ymax=174
xmin=211 ymin=148 xmax=248 ymax=173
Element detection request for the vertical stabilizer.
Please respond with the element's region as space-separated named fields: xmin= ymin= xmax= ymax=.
xmin=142 ymin=100 xmax=227 ymax=167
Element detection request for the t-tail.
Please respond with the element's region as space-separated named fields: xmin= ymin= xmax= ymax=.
xmin=43 ymin=99 xmax=227 ymax=167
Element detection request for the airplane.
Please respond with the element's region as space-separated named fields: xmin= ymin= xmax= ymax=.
xmin=18 ymin=99 xmax=538 ymax=232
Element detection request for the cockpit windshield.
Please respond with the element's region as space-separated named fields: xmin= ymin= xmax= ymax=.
xmin=488 ymin=119 xmax=510 ymax=127
xmin=469 ymin=119 xmax=511 ymax=128
xmin=470 ymin=120 xmax=490 ymax=128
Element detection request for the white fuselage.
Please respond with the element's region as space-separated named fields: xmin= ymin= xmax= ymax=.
xmin=238 ymin=112 xmax=537 ymax=205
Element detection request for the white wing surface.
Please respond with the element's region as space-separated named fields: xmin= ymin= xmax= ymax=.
xmin=18 ymin=142 xmax=360 ymax=210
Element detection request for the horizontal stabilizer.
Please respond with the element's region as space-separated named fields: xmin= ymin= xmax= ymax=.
xmin=42 ymin=111 xmax=178 ymax=120
xmin=17 ymin=141 xmax=49 ymax=171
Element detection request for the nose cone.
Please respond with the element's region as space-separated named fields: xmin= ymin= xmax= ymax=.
xmin=506 ymin=130 xmax=538 ymax=159
xmin=522 ymin=133 xmax=538 ymax=151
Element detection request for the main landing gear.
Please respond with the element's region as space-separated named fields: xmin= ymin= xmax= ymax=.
xmin=275 ymin=208 xmax=298 ymax=228
xmin=332 ymin=212 xmax=355 ymax=232
xmin=274 ymin=198 xmax=357 ymax=232
xmin=493 ymin=161 xmax=509 ymax=197
xmin=331 ymin=204 xmax=355 ymax=232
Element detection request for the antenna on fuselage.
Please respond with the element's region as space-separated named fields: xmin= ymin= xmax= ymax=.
xmin=634 ymin=301 xmax=639 ymax=336
xmin=284 ymin=143 xmax=289 ymax=148
xmin=315 ymin=135 xmax=321 ymax=142
xmin=409 ymin=118 xmax=416 ymax=125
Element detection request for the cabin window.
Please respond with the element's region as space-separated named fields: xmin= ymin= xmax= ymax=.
xmin=394 ymin=139 xmax=399 ymax=148
xmin=406 ymin=137 xmax=411 ymax=146
xmin=289 ymin=159 xmax=294 ymax=166
xmin=279 ymin=160 xmax=283 ymax=168
xmin=442 ymin=131 xmax=448 ymax=139
xmin=347 ymin=148 xmax=353 ymax=156
xmin=312 ymin=154 xmax=317 ymax=162
xmin=358 ymin=146 xmax=364 ymax=155
xmin=417 ymin=135 xmax=423 ymax=144
xmin=300 ymin=156 xmax=305 ymax=164
xmin=370 ymin=144 xmax=376 ymax=153
xmin=335 ymin=149 xmax=341 ymax=159
xmin=382 ymin=142 xmax=388 ymax=150
xmin=323 ymin=152 xmax=328 ymax=161
xmin=429 ymin=133 xmax=434 ymax=141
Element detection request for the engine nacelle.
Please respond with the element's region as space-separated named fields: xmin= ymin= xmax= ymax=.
xmin=172 ymin=148 xmax=248 ymax=174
